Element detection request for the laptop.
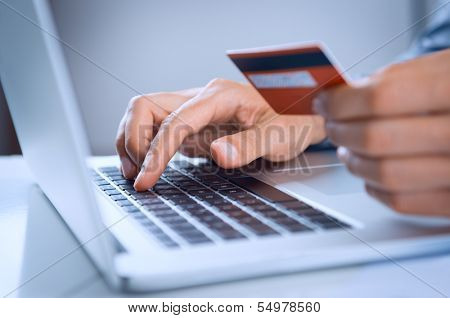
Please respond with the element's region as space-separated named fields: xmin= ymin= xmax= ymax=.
xmin=2 ymin=0 xmax=450 ymax=292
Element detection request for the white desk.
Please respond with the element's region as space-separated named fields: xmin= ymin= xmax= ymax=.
xmin=1 ymin=156 xmax=449 ymax=298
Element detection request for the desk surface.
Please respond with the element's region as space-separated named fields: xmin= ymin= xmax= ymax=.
xmin=1 ymin=155 xmax=449 ymax=298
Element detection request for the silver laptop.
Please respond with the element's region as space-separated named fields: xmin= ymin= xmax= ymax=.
xmin=2 ymin=0 xmax=450 ymax=292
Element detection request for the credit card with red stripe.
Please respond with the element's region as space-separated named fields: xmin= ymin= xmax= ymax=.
xmin=227 ymin=42 xmax=348 ymax=115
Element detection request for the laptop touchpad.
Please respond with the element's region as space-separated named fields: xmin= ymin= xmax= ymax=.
xmin=270 ymin=165 xmax=365 ymax=195
xmin=298 ymin=166 xmax=364 ymax=195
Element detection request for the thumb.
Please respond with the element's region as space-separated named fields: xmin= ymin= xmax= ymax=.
xmin=210 ymin=125 xmax=267 ymax=169
xmin=210 ymin=115 xmax=325 ymax=168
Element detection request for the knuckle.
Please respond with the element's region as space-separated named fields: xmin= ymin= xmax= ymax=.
xmin=124 ymin=135 xmax=138 ymax=155
xmin=128 ymin=95 xmax=148 ymax=112
xmin=369 ymin=66 xmax=400 ymax=115
xmin=376 ymin=160 xmax=399 ymax=191
xmin=160 ymin=111 xmax=178 ymax=128
xmin=360 ymin=122 xmax=379 ymax=155
xmin=115 ymin=135 xmax=124 ymax=151
xmin=360 ymin=121 xmax=390 ymax=156
xmin=207 ymin=77 xmax=231 ymax=89
xmin=167 ymin=111 xmax=194 ymax=134
xmin=129 ymin=93 xmax=165 ymax=112
xmin=159 ymin=112 xmax=183 ymax=137
xmin=366 ymin=82 xmax=386 ymax=115
xmin=389 ymin=195 xmax=410 ymax=214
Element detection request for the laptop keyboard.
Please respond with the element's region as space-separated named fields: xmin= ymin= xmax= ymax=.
xmin=91 ymin=161 xmax=351 ymax=248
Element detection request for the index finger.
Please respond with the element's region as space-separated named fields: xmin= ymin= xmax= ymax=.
xmin=313 ymin=50 xmax=450 ymax=121
xmin=313 ymin=83 xmax=373 ymax=121
xmin=133 ymin=94 xmax=217 ymax=191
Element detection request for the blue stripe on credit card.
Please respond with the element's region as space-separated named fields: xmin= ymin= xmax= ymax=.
xmin=230 ymin=51 xmax=331 ymax=72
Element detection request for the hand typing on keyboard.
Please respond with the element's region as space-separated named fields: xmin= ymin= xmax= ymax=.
xmin=115 ymin=79 xmax=326 ymax=191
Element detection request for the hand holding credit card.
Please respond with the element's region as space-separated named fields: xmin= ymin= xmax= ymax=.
xmin=227 ymin=42 xmax=348 ymax=115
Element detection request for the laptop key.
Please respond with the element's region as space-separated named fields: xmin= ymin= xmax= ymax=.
xmin=319 ymin=221 xmax=350 ymax=229
xmin=229 ymin=177 xmax=295 ymax=202
xmin=104 ymin=189 xmax=121 ymax=196
xmin=151 ymin=233 xmax=179 ymax=248
xmin=161 ymin=240 xmax=180 ymax=248
xmin=217 ymin=230 xmax=246 ymax=240
xmin=198 ymin=214 xmax=223 ymax=224
xmin=246 ymin=223 xmax=279 ymax=236
xmin=180 ymin=203 xmax=204 ymax=211
xmin=187 ymin=189 xmax=213 ymax=196
xmin=159 ymin=215 xmax=189 ymax=225
xmin=223 ymin=209 xmax=248 ymax=218
xmin=113 ymin=179 xmax=133 ymax=186
xmin=307 ymin=214 xmax=342 ymax=225
xmin=251 ymin=204 xmax=275 ymax=211
xmin=154 ymin=188 xmax=182 ymax=195
xmin=256 ymin=209 xmax=287 ymax=219
xmin=131 ymin=213 xmax=148 ymax=221
xmin=104 ymin=171 xmax=123 ymax=177
xmin=236 ymin=216 xmax=259 ymax=225
xmin=94 ymin=179 xmax=110 ymax=186
xmin=125 ymin=189 xmax=138 ymax=196
xmin=108 ymin=175 xmax=126 ymax=181
xmin=151 ymin=210 xmax=179 ymax=218
xmin=291 ymin=208 xmax=324 ymax=217
xmin=282 ymin=222 xmax=312 ymax=233
xmin=210 ymin=183 xmax=238 ymax=191
xmin=99 ymin=184 xmax=116 ymax=191
xmin=280 ymin=200 xmax=311 ymax=210
xmin=176 ymin=180 xmax=201 ymax=187
xmin=152 ymin=185 xmax=174 ymax=192
xmin=272 ymin=216 xmax=300 ymax=225
xmin=122 ymin=205 xmax=141 ymax=213
xmin=218 ymin=168 xmax=247 ymax=178
xmin=219 ymin=188 xmax=246 ymax=196
xmin=196 ymin=192 xmax=220 ymax=200
xmin=119 ymin=184 xmax=134 ymax=191
xmin=138 ymin=197 xmax=163 ymax=205
xmin=180 ymin=232 xmax=212 ymax=244
xmin=110 ymin=194 xmax=126 ymax=201
xmin=168 ymin=223 xmax=198 ymax=233
xmin=115 ymin=199 xmax=134 ymax=207
xmin=197 ymin=175 xmax=224 ymax=183
xmin=188 ymin=209 xmax=214 ymax=219
xmin=216 ymin=204 xmax=237 ymax=211
xmin=142 ymin=203 xmax=170 ymax=211
xmin=221 ymin=208 xmax=279 ymax=235
xmin=99 ymin=166 xmax=120 ymax=173
xmin=161 ymin=194 xmax=187 ymax=202
xmin=168 ymin=175 xmax=192 ymax=182
xmin=168 ymin=197 xmax=196 ymax=205
xmin=238 ymin=197 xmax=260 ymax=205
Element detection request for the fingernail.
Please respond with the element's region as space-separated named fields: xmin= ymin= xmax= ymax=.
xmin=133 ymin=171 xmax=145 ymax=190
xmin=337 ymin=146 xmax=349 ymax=162
xmin=212 ymin=140 xmax=238 ymax=162
xmin=312 ymin=92 xmax=325 ymax=115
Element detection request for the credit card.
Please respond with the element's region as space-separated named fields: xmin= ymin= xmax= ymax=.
xmin=227 ymin=42 xmax=348 ymax=115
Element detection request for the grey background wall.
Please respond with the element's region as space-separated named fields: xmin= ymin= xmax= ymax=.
xmin=0 ymin=0 xmax=440 ymax=155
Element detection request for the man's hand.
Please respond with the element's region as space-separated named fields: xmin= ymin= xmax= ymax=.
xmin=116 ymin=79 xmax=326 ymax=191
xmin=314 ymin=49 xmax=450 ymax=217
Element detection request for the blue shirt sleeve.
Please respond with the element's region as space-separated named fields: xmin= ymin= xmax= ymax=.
xmin=400 ymin=1 xmax=450 ymax=60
